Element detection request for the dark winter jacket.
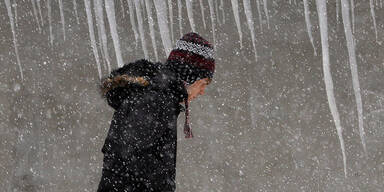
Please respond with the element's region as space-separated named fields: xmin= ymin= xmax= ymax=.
xmin=99 ymin=59 xmax=188 ymax=191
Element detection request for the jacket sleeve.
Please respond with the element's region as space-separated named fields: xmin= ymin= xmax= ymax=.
xmin=114 ymin=93 xmax=178 ymax=157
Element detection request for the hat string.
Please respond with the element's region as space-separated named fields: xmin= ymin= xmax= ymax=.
xmin=183 ymin=82 xmax=193 ymax=138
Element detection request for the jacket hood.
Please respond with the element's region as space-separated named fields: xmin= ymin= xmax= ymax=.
xmin=99 ymin=59 xmax=188 ymax=110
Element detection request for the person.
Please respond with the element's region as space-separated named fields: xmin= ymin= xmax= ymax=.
xmin=97 ymin=32 xmax=215 ymax=192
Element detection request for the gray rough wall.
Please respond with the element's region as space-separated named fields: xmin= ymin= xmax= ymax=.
xmin=0 ymin=0 xmax=383 ymax=191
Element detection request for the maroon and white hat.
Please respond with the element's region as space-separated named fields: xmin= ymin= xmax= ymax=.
xmin=167 ymin=32 xmax=215 ymax=84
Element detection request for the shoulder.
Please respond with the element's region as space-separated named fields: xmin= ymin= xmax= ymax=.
xmin=111 ymin=59 xmax=162 ymax=77
xmin=149 ymin=65 xmax=188 ymax=103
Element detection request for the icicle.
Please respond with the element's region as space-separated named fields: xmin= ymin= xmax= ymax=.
xmin=5 ymin=0 xmax=23 ymax=81
xmin=303 ymin=0 xmax=317 ymax=56
xmin=263 ymin=0 xmax=270 ymax=29
xmin=315 ymin=0 xmax=347 ymax=178
xmin=243 ymin=0 xmax=258 ymax=61
xmin=58 ymin=0 xmax=66 ymax=41
xmin=153 ymin=0 xmax=173 ymax=56
xmin=47 ymin=0 xmax=53 ymax=46
xmin=30 ymin=0 xmax=38 ymax=22
xmin=215 ymin=0 xmax=221 ymax=25
xmin=256 ymin=0 xmax=263 ymax=31
xmin=231 ymin=0 xmax=243 ymax=48
xmin=94 ymin=0 xmax=112 ymax=73
xmin=177 ymin=0 xmax=183 ymax=37
xmin=31 ymin=0 xmax=41 ymax=32
xmin=185 ymin=0 xmax=196 ymax=32
xmin=340 ymin=0 xmax=367 ymax=156
xmin=105 ymin=0 xmax=124 ymax=67
xmin=94 ymin=1 xmax=107 ymax=72
xmin=336 ymin=0 xmax=340 ymax=24
xmin=199 ymin=0 xmax=207 ymax=29
xmin=208 ymin=0 xmax=216 ymax=49
xmin=350 ymin=0 xmax=355 ymax=33
xmin=84 ymin=0 xmax=102 ymax=79
xmin=134 ymin=0 xmax=148 ymax=59
xmin=36 ymin=0 xmax=43 ymax=26
xmin=94 ymin=2 xmax=104 ymax=62
xmin=12 ymin=0 xmax=18 ymax=28
xmin=119 ymin=0 xmax=126 ymax=18
xmin=168 ymin=0 xmax=175 ymax=42
xmin=220 ymin=0 xmax=225 ymax=24
xmin=381 ymin=0 xmax=383 ymax=8
xmin=73 ymin=0 xmax=80 ymax=25
xmin=145 ymin=0 xmax=159 ymax=61
xmin=141 ymin=0 xmax=145 ymax=10
xmin=127 ymin=0 xmax=139 ymax=47
xmin=369 ymin=0 xmax=378 ymax=41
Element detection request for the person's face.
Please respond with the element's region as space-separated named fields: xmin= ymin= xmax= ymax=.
xmin=186 ymin=78 xmax=211 ymax=102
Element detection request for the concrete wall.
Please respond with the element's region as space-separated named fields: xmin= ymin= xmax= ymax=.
xmin=0 ymin=0 xmax=383 ymax=191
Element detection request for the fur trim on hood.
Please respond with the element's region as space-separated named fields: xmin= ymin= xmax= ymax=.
xmin=99 ymin=59 xmax=187 ymax=110
xmin=100 ymin=75 xmax=149 ymax=96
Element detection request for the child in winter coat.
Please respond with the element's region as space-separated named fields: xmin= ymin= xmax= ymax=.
xmin=97 ymin=32 xmax=215 ymax=192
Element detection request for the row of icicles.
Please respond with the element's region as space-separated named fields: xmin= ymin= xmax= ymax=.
xmin=4 ymin=0 xmax=383 ymax=178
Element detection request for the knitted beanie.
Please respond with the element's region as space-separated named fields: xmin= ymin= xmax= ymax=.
xmin=166 ymin=32 xmax=215 ymax=84
xmin=166 ymin=32 xmax=215 ymax=138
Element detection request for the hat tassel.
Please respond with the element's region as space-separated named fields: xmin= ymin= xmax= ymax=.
xmin=184 ymin=99 xmax=193 ymax=138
